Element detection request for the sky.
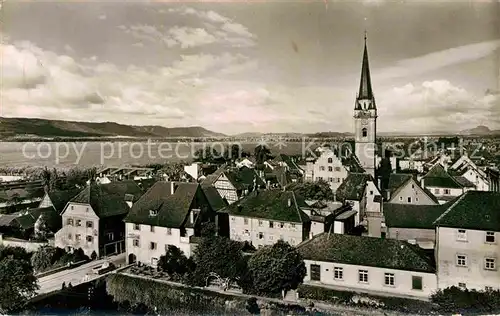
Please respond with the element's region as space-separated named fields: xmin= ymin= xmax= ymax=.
xmin=1 ymin=0 xmax=499 ymax=135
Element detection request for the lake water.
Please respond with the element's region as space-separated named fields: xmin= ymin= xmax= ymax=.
xmin=0 ymin=141 xmax=318 ymax=168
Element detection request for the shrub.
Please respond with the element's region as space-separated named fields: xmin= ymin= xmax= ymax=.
xmin=91 ymin=251 xmax=97 ymax=260
xmin=431 ymin=286 xmax=500 ymax=314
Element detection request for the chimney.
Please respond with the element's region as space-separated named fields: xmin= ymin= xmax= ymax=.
xmin=170 ymin=182 xmax=175 ymax=195
xmin=190 ymin=209 xmax=200 ymax=224
xmin=287 ymin=198 xmax=291 ymax=207
xmin=378 ymin=177 xmax=382 ymax=189
xmin=333 ymin=192 xmax=336 ymax=202
xmin=386 ymin=190 xmax=391 ymax=200
xmin=420 ymin=178 xmax=425 ymax=188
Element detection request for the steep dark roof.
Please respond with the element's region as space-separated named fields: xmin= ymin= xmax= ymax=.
xmin=357 ymin=36 xmax=374 ymax=104
xmin=223 ymin=167 xmax=266 ymax=190
xmin=201 ymin=185 xmax=227 ymax=212
xmin=201 ymin=166 xmax=225 ymax=186
xmin=134 ymin=178 xmax=158 ymax=192
xmin=47 ymin=188 xmax=81 ymax=213
xmin=422 ymin=163 xmax=463 ymax=189
xmin=124 ymin=181 xmax=199 ymax=228
xmin=297 ymin=233 xmax=435 ymax=273
xmin=434 ymin=191 xmax=500 ymax=231
xmin=70 ymin=181 xmax=143 ymax=218
xmin=13 ymin=207 xmax=59 ymax=230
xmin=222 ymin=190 xmax=310 ymax=223
xmin=384 ymin=203 xmax=450 ymax=229
xmin=336 ymin=173 xmax=372 ymax=201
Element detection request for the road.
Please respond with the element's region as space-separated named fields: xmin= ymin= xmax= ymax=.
xmin=36 ymin=253 xmax=126 ymax=295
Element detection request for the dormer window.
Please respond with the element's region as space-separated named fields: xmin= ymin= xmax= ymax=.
xmin=149 ymin=210 xmax=158 ymax=217
xmin=362 ymin=128 xmax=367 ymax=137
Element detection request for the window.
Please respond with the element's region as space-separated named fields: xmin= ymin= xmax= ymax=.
xmin=485 ymin=258 xmax=496 ymax=270
xmin=106 ymin=232 xmax=114 ymax=241
xmin=458 ymin=283 xmax=467 ymax=289
xmin=150 ymin=225 xmax=155 ymax=232
xmin=86 ymin=235 xmax=93 ymax=242
xmin=334 ymin=167 xmax=341 ymax=172
xmin=76 ymin=220 xmax=82 ymax=227
xmin=319 ymin=166 xmax=325 ymax=171
xmin=310 ymin=264 xmax=321 ymax=281
xmin=457 ymin=229 xmax=467 ymax=241
xmin=290 ymin=238 xmax=296 ymax=245
xmin=166 ymin=228 xmax=172 ymax=235
xmin=328 ymin=166 xmax=333 ymax=172
xmin=434 ymin=189 xmax=440 ymax=194
xmin=486 ymin=286 xmax=494 ymax=291
xmin=399 ymin=196 xmax=403 ymax=201
xmin=269 ymin=221 xmax=274 ymax=228
xmin=67 ymin=218 xmax=74 ymax=226
xmin=412 ymin=276 xmax=423 ymax=290
xmin=358 ymin=270 xmax=368 ymax=283
xmin=134 ymin=224 xmax=140 ymax=231
xmin=411 ymin=184 xmax=415 ymax=189
xmin=384 ymin=273 xmax=395 ymax=286
xmin=133 ymin=239 xmax=140 ymax=247
xmin=258 ymin=220 xmax=263 ymax=227
xmin=244 ymin=218 xmax=249 ymax=225
xmin=486 ymin=232 xmax=495 ymax=243
xmin=149 ymin=210 xmax=158 ymax=216
xmin=68 ymin=234 xmax=72 ymax=240
xmin=231 ymin=217 xmax=235 ymax=221
xmin=280 ymin=222 xmax=285 ymax=228
xmin=258 ymin=232 xmax=264 ymax=239
xmin=86 ymin=207 xmax=89 ymax=212
xmin=317 ymin=176 xmax=323 ymax=180
xmin=334 ymin=267 xmax=343 ymax=280
xmin=150 ymin=242 xmax=157 ymax=250
xmin=269 ymin=235 xmax=274 ymax=241
xmin=291 ymin=223 xmax=296 ymax=229
xmin=86 ymin=221 xmax=93 ymax=228
xmin=151 ymin=258 xmax=158 ymax=266
xmin=444 ymin=189 xmax=451 ymax=195
xmin=71 ymin=206 xmax=74 ymax=210
xmin=407 ymin=197 xmax=412 ymax=203
xmin=456 ymin=254 xmax=467 ymax=267
xmin=362 ymin=128 xmax=367 ymax=137
xmin=243 ymin=229 xmax=250 ymax=236
xmin=75 ymin=234 xmax=81 ymax=241
xmin=328 ymin=177 xmax=333 ymax=182
xmin=370 ymin=191 xmax=373 ymax=195
xmin=327 ymin=158 xmax=333 ymax=163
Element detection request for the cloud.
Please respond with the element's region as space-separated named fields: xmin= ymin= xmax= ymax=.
xmin=378 ymin=80 xmax=500 ymax=132
xmin=378 ymin=40 xmax=500 ymax=80
xmin=121 ymin=7 xmax=256 ymax=49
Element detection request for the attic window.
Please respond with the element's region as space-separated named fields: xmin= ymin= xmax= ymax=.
xmin=149 ymin=210 xmax=158 ymax=217
xmin=124 ymin=194 xmax=134 ymax=202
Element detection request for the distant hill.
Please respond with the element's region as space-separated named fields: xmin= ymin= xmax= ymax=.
xmin=307 ymin=132 xmax=353 ymax=138
xmin=459 ymin=125 xmax=500 ymax=136
xmin=0 ymin=117 xmax=226 ymax=139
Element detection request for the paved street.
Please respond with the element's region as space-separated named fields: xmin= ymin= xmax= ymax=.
xmin=36 ymin=253 xmax=126 ymax=295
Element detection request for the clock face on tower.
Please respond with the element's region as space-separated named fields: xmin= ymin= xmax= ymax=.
xmin=361 ymin=119 xmax=368 ymax=125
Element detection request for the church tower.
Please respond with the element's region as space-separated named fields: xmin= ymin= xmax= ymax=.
xmin=354 ymin=33 xmax=377 ymax=178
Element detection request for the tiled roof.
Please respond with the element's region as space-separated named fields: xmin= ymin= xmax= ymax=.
xmin=124 ymin=181 xmax=199 ymax=228
xmin=47 ymin=188 xmax=81 ymax=213
xmin=13 ymin=207 xmax=59 ymax=230
xmin=201 ymin=185 xmax=227 ymax=212
xmin=336 ymin=173 xmax=373 ymax=201
xmin=383 ymin=202 xmax=451 ymax=229
xmin=434 ymin=191 xmax=500 ymax=231
xmin=201 ymin=166 xmax=226 ymax=186
xmin=224 ymin=167 xmax=266 ymax=190
xmin=70 ymin=181 xmax=143 ymax=218
xmin=134 ymin=178 xmax=158 ymax=192
xmin=222 ymin=190 xmax=310 ymax=223
xmin=297 ymin=233 xmax=435 ymax=273
xmin=422 ymin=164 xmax=463 ymax=189
xmin=453 ymin=176 xmax=475 ymax=188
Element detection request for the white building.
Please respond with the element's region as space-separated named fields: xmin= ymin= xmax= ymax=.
xmin=420 ymin=163 xmax=470 ymax=204
xmin=297 ymin=233 xmax=437 ymax=299
xmin=124 ymin=181 xmax=217 ymax=265
xmin=304 ymin=148 xmax=349 ymax=192
xmin=434 ymin=191 xmax=500 ymax=291
xmin=222 ymin=190 xmax=311 ymax=248
xmin=386 ymin=174 xmax=439 ymax=205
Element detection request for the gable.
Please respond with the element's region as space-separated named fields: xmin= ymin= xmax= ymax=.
xmin=38 ymin=193 xmax=53 ymax=209
xmin=214 ymin=173 xmax=237 ymax=190
xmin=62 ymin=202 xmax=99 ymax=219
xmin=389 ymin=178 xmax=438 ymax=205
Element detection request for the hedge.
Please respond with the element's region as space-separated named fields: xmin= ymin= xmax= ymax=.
xmin=431 ymin=286 xmax=500 ymax=314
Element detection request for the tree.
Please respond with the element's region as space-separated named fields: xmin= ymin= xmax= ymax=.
xmin=158 ymin=246 xmax=194 ymax=280
xmin=91 ymin=251 xmax=98 ymax=260
xmin=189 ymin=235 xmax=247 ymax=287
xmin=0 ymin=246 xmax=32 ymax=262
xmin=287 ymin=180 xmax=335 ymax=201
xmin=30 ymin=246 xmax=64 ymax=273
xmin=224 ymin=144 xmax=243 ymax=162
xmin=0 ymin=254 xmax=38 ymax=312
xmin=254 ymin=145 xmax=271 ymax=165
xmin=34 ymin=213 xmax=51 ymax=241
xmin=193 ymin=147 xmax=222 ymax=164
xmin=246 ymin=240 xmax=306 ymax=296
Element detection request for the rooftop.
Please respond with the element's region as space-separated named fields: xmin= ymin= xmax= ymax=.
xmin=222 ymin=189 xmax=310 ymax=223
xmin=434 ymin=191 xmax=500 ymax=231
xmin=297 ymin=233 xmax=435 ymax=273
xmin=384 ymin=203 xmax=451 ymax=229
xmin=336 ymin=173 xmax=373 ymax=201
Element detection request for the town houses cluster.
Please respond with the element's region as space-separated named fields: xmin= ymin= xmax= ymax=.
xmin=1 ymin=36 xmax=499 ymax=301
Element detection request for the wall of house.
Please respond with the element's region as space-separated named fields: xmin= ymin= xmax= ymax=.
xmin=54 ymin=202 xmax=100 ymax=257
xmin=334 ymin=221 xmax=344 ymax=234
xmin=0 ymin=234 xmax=49 ymax=252
xmin=436 ymin=227 xmax=500 ymax=290
xmin=346 ymin=200 xmax=361 ymax=227
xmin=462 ymin=169 xmax=490 ymax=191
xmin=125 ymin=222 xmax=195 ymax=266
xmin=305 ymin=161 xmax=314 ymax=181
xmin=311 ymin=150 xmax=348 ymax=192
xmin=398 ymin=160 xmax=424 ymax=173
xmin=184 ymin=163 xmax=199 ymax=181
xmin=387 ymin=228 xmax=436 ymax=249
xmin=364 ymin=181 xmax=381 ymax=214
xmin=0 ymin=175 xmax=24 ymax=182
xmin=214 ymin=174 xmax=239 ymax=204
xmin=38 ymin=194 xmax=53 ymax=208
xmin=389 ymin=179 xmax=438 ymax=205
xmin=229 ymin=215 xmax=304 ymax=248
xmin=303 ymin=259 xmax=437 ymax=298
xmin=425 ymin=186 xmax=463 ymax=198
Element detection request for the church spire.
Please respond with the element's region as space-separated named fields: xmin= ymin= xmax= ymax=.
xmin=357 ymin=32 xmax=374 ymax=101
